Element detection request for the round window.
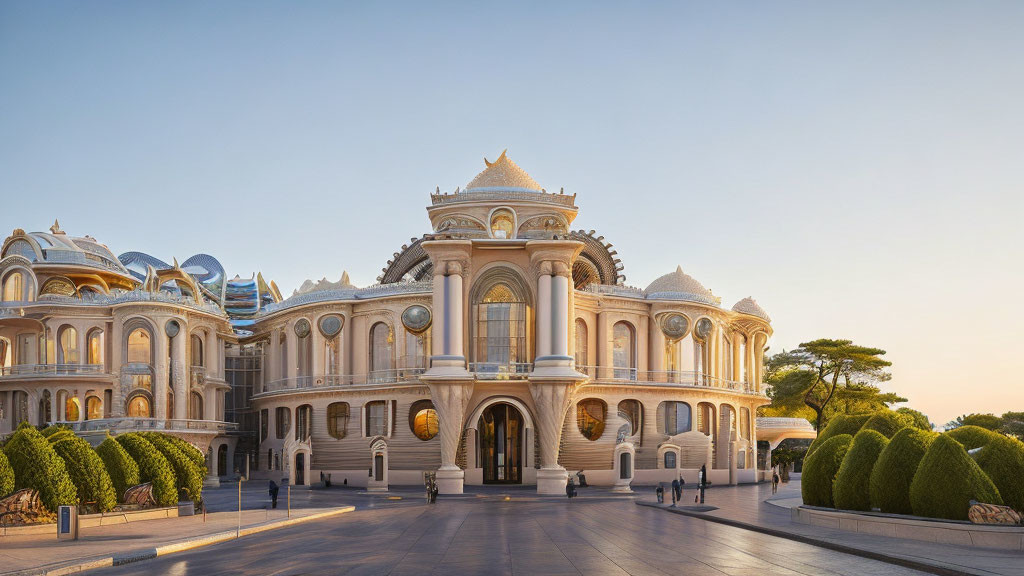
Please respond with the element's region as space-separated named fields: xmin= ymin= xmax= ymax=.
xmin=694 ymin=317 xmax=713 ymax=341
xmin=164 ymin=320 xmax=180 ymax=339
xmin=660 ymin=313 xmax=689 ymax=341
xmin=294 ymin=318 xmax=311 ymax=338
xmin=318 ymin=315 xmax=344 ymax=338
xmin=401 ymin=305 xmax=431 ymax=334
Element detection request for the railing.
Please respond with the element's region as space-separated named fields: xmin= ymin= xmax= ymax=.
xmin=756 ymin=417 xmax=816 ymax=431
xmin=469 ymin=362 xmax=533 ymax=380
xmin=0 ymin=364 xmax=105 ymax=376
xmin=576 ymin=365 xmax=762 ymax=395
xmin=63 ymin=418 xmax=238 ymax=433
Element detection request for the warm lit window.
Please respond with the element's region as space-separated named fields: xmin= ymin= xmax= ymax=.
xmin=365 ymin=400 xmax=387 ymax=437
xmin=126 ymin=394 xmax=151 ymax=417
xmin=489 ymin=208 xmax=515 ymax=239
xmin=87 ymin=329 xmax=104 ymax=365
xmin=127 ymin=328 xmax=151 ymax=364
xmin=58 ymin=326 xmax=78 ymax=364
xmin=275 ymin=407 xmax=290 ymax=439
xmin=409 ymin=400 xmax=438 ymax=441
xmin=327 ymin=402 xmax=349 ymax=439
xmin=474 ymin=282 xmax=526 ymax=366
xmin=64 ymin=396 xmax=80 ymax=421
xmin=576 ymin=399 xmax=606 ymax=441
xmin=2 ymin=272 xmax=24 ymax=301
xmin=369 ymin=323 xmax=393 ymax=381
xmin=86 ymin=396 xmax=102 ymax=420
xmin=660 ymin=401 xmax=692 ymax=435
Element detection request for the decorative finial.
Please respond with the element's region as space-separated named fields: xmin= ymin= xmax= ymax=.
xmin=676 ymin=265 xmax=683 ymax=274
xmin=560 ymin=187 xmax=564 ymax=194
xmin=435 ymin=186 xmax=440 ymax=193
xmin=341 ymin=270 xmax=351 ymax=286
xmin=50 ymin=219 xmax=63 ymax=234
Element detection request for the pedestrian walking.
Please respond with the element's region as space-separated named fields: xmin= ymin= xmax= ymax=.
xmin=670 ymin=477 xmax=680 ymax=506
xmin=772 ymin=470 xmax=780 ymax=494
xmin=269 ymin=480 xmax=280 ymax=509
xmin=566 ymin=477 xmax=578 ymax=499
xmin=676 ymin=475 xmax=684 ymax=503
xmin=656 ymin=483 xmax=665 ymax=503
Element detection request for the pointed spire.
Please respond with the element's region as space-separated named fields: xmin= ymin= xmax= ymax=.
xmin=50 ymin=219 xmax=64 ymax=234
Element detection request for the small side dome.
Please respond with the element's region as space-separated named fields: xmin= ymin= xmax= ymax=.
xmin=732 ymin=297 xmax=770 ymax=322
xmin=645 ymin=265 xmax=720 ymax=306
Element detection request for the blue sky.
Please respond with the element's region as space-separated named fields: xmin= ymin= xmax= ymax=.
xmin=2 ymin=1 xmax=1022 ymax=426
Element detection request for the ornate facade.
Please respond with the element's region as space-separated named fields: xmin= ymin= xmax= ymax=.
xmin=0 ymin=152 xmax=776 ymax=493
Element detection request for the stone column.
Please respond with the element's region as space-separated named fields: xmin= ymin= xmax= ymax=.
xmin=531 ymin=259 xmax=577 ymax=379
xmin=529 ymin=380 xmax=578 ymax=494
xmin=596 ymin=311 xmax=608 ymax=380
xmin=50 ymin=391 xmax=59 ymax=424
xmin=649 ymin=318 xmax=664 ymax=375
xmin=729 ymin=440 xmax=739 ymax=486
xmin=426 ymin=380 xmax=473 ymax=494
xmin=536 ymin=272 xmax=552 ymax=358
xmin=286 ymin=325 xmax=298 ymax=382
xmin=172 ymin=329 xmax=186 ymax=420
xmin=77 ymin=390 xmax=85 ymax=422
xmin=153 ymin=323 xmax=169 ymax=420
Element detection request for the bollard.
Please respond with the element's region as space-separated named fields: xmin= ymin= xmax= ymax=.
xmin=237 ymin=480 xmax=242 ymax=538
xmin=287 ymin=484 xmax=291 ymax=518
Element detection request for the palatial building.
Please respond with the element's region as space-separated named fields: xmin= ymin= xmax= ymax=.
xmin=0 ymin=151 xmax=789 ymax=493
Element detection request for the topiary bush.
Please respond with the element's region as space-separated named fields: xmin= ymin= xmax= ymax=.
xmin=910 ymin=433 xmax=1002 ymax=520
xmin=0 ymin=449 xmax=14 ymax=498
xmin=2 ymin=424 xmax=77 ymax=511
xmin=833 ymin=429 xmax=889 ymax=511
xmin=52 ymin=436 xmax=117 ymax=512
xmin=96 ymin=436 xmax=140 ymax=502
xmin=142 ymin=433 xmax=204 ymax=502
xmin=861 ymin=410 xmax=912 ymax=439
xmin=807 ymin=414 xmax=871 ymax=457
xmin=115 ymin=433 xmax=178 ymax=507
xmin=972 ymin=434 xmax=1024 ymax=513
xmin=45 ymin=429 xmax=77 ymax=445
xmin=801 ymin=434 xmax=853 ymax=508
xmin=40 ymin=424 xmax=72 ymax=437
xmin=946 ymin=425 xmax=1000 ymax=451
xmin=869 ymin=427 xmax=936 ymax=514
xmin=141 ymin=432 xmax=207 ymax=476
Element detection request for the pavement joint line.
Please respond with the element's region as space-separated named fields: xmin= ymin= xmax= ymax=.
xmin=1 ymin=505 xmax=356 ymax=576
xmin=635 ymin=501 xmax=985 ymax=576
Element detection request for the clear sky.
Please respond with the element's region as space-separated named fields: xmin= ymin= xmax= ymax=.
xmin=2 ymin=1 xmax=1022 ymax=427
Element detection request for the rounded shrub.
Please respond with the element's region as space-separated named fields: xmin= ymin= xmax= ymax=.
xmin=833 ymin=429 xmax=889 ymax=511
xmin=801 ymin=434 xmax=853 ymax=508
xmin=141 ymin=432 xmax=207 ymax=476
xmin=96 ymin=436 xmax=140 ymax=502
xmin=40 ymin=424 xmax=72 ymax=437
xmin=0 ymin=449 xmax=14 ymax=498
xmin=910 ymin=434 xmax=1002 ymax=520
xmin=972 ymin=435 xmax=1024 ymax=513
xmin=115 ymin=433 xmax=178 ymax=507
xmin=46 ymin=429 xmax=77 ymax=445
xmin=142 ymin=433 xmax=204 ymax=502
xmin=807 ymin=414 xmax=871 ymax=457
xmin=2 ymin=424 xmax=77 ymax=511
xmin=861 ymin=410 xmax=912 ymax=439
xmin=52 ymin=436 xmax=117 ymax=512
xmin=869 ymin=427 xmax=936 ymax=514
xmin=946 ymin=425 xmax=1000 ymax=451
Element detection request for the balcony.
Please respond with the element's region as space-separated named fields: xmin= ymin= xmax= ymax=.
xmin=468 ymin=362 xmax=533 ymax=380
xmin=63 ymin=418 xmax=238 ymax=434
xmin=576 ymin=365 xmax=763 ymax=395
xmin=0 ymin=364 xmax=105 ymax=377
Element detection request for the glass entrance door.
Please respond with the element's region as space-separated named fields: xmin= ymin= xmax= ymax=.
xmin=479 ymin=403 xmax=523 ymax=484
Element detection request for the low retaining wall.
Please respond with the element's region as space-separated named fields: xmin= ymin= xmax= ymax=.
xmin=2 ymin=506 xmax=179 ymax=536
xmin=792 ymin=505 xmax=1024 ymax=551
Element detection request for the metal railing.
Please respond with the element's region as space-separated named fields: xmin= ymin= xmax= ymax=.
xmin=468 ymin=362 xmax=533 ymax=380
xmin=0 ymin=364 xmax=105 ymax=376
xmin=576 ymin=365 xmax=762 ymax=395
xmin=756 ymin=417 xmax=816 ymax=431
xmin=62 ymin=418 xmax=238 ymax=433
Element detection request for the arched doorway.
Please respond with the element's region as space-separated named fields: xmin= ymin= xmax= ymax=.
xmin=295 ymin=452 xmax=305 ymax=485
xmin=217 ymin=444 xmax=228 ymax=477
xmin=478 ymin=402 xmax=524 ymax=484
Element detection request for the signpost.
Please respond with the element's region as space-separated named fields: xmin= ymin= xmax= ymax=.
xmin=57 ymin=506 xmax=78 ymax=540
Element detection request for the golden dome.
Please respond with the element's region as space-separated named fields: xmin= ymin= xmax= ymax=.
xmin=465 ymin=150 xmax=542 ymax=192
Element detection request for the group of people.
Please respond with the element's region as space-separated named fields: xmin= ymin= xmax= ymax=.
xmin=656 ymin=464 xmax=711 ymax=506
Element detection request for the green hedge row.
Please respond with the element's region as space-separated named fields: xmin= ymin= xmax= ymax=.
xmin=141 ymin=433 xmax=204 ymax=502
xmin=97 ymin=436 xmax=141 ymax=501
xmin=807 ymin=414 xmax=871 ymax=457
xmin=946 ymin=425 xmax=999 ymax=451
xmin=861 ymin=410 xmax=913 ymax=439
xmin=833 ymin=429 xmax=889 ymax=511
xmin=909 ymin=434 xmax=1002 ymax=520
xmin=973 ymin=435 xmax=1024 ymax=513
xmin=2 ymin=424 xmax=77 ymax=511
xmin=802 ymin=434 xmax=853 ymax=508
xmin=141 ymin=432 xmax=206 ymax=477
xmin=0 ymin=449 xmax=14 ymax=498
xmin=869 ymin=427 xmax=936 ymax=514
xmin=52 ymin=435 xmax=117 ymax=512
xmin=115 ymin=433 xmax=178 ymax=507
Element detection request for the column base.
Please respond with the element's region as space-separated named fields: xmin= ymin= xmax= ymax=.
xmin=436 ymin=467 xmax=464 ymax=494
xmin=530 ymin=356 xmax=585 ymax=380
xmin=536 ymin=467 xmax=569 ymax=495
xmin=203 ymin=475 xmax=220 ymax=488
xmin=424 ymin=356 xmax=471 ymax=379
xmin=611 ymin=483 xmax=634 ymax=493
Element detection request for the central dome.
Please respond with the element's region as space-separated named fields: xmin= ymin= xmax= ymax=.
xmin=465 ymin=150 xmax=542 ymax=192
xmin=645 ymin=265 xmax=720 ymax=306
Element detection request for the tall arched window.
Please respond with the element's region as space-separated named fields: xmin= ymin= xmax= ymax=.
xmin=275 ymin=407 xmax=290 ymax=439
xmin=191 ymin=334 xmax=204 ymax=367
xmin=87 ymin=329 xmax=104 ymax=365
xmin=63 ymin=396 xmax=80 ymax=421
xmin=189 ymin=391 xmax=203 ymax=419
xmin=612 ymin=322 xmax=635 ymax=380
xmin=327 ymin=402 xmax=349 ymax=439
xmin=126 ymin=394 xmax=151 ymax=417
xmin=296 ymin=320 xmax=312 ymax=379
xmin=369 ymin=322 xmax=393 ymax=382
xmin=127 ymin=328 xmax=152 ymax=364
xmin=86 ymin=396 xmax=102 ymax=420
xmin=2 ymin=272 xmax=25 ymax=301
xmin=409 ymin=400 xmax=438 ymax=441
xmin=325 ymin=336 xmax=340 ymax=375
xmin=617 ymin=399 xmax=642 ymax=438
xmin=404 ymin=329 xmax=429 ymax=370
xmin=658 ymin=401 xmax=692 ymax=435
xmin=576 ymin=399 xmax=607 ymax=441
xmin=473 ymin=282 xmax=527 ymax=368
xmin=722 ymin=335 xmax=733 ymax=380
xmin=739 ymin=335 xmax=748 ymax=383
xmin=697 ymin=402 xmax=715 ymax=435
xmin=574 ymin=319 xmax=588 ymax=369
xmin=295 ymin=404 xmax=312 ymax=441
xmin=740 ymin=407 xmax=751 ymax=440
xmin=278 ymin=332 xmax=287 ymax=380
xmin=57 ymin=326 xmax=78 ymax=364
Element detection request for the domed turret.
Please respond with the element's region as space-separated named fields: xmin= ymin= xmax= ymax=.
xmin=732 ymin=297 xmax=770 ymax=322
xmin=645 ymin=265 xmax=719 ymax=306
xmin=464 ymin=149 xmax=542 ymax=192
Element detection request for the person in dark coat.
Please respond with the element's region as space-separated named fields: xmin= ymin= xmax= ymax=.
xmin=566 ymin=477 xmax=577 ymax=499
xmin=269 ymin=480 xmax=280 ymax=509
xmin=670 ymin=477 xmax=680 ymax=506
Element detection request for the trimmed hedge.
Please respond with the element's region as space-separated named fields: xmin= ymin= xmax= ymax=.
xmin=833 ymin=429 xmax=889 ymax=511
xmin=910 ymin=434 xmax=1002 ymax=520
xmin=52 ymin=436 xmax=117 ymax=512
xmin=2 ymin=424 xmax=77 ymax=511
xmin=96 ymin=436 xmax=140 ymax=501
xmin=115 ymin=433 xmax=178 ymax=507
xmin=801 ymin=434 xmax=853 ymax=508
xmin=46 ymin=429 xmax=78 ymax=445
xmin=141 ymin=432 xmax=207 ymax=476
xmin=807 ymin=414 xmax=871 ymax=457
xmin=41 ymin=424 xmax=72 ymax=437
xmin=973 ymin=435 xmax=1024 ymax=513
xmin=0 ymin=449 xmax=14 ymax=498
xmin=869 ymin=427 xmax=936 ymax=514
xmin=861 ymin=410 xmax=912 ymax=439
xmin=142 ymin=433 xmax=204 ymax=502
xmin=946 ymin=425 xmax=1000 ymax=451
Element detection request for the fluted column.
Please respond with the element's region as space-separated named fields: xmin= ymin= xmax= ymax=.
xmin=536 ymin=272 xmax=552 ymax=358
xmin=531 ymin=259 xmax=576 ymax=378
xmin=153 ymin=323 xmax=169 ymax=420
xmin=596 ymin=311 xmax=608 ymax=380
xmin=172 ymin=328 xmax=187 ymax=420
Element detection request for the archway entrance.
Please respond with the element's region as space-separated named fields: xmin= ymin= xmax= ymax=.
xmin=217 ymin=444 xmax=228 ymax=477
xmin=295 ymin=453 xmax=306 ymax=485
xmin=479 ymin=402 xmax=523 ymax=484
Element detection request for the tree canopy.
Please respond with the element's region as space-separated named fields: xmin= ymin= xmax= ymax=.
xmin=945 ymin=412 xmax=1024 ymax=441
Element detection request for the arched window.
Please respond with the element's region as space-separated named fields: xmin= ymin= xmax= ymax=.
xmin=697 ymin=402 xmax=715 ymax=435
xmin=38 ymin=390 xmax=52 ymax=425
xmin=369 ymin=323 xmax=394 ymax=382
xmin=664 ymin=451 xmax=677 ymax=469
xmin=260 ymin=408 xmax=269 ymax=442
xmin=574 ymin=319 xmax=588 ymax=368
xmin=189 ymin=391 xmax=203 ymax=420
xmin=489 ymin=208 xmax=515 ymax=239
xmin=617 ymin=399 xmax=642 ymax=438
xmin=658 ymin=401 xmax=692 ymax=435
xmin=473 ymin=280 xmax=527 ymax=367
xmin=127 ymin=328 xmax=152 ymax=364
xmin=126 ymin=394 xmax=151 ymax=417
xmin=275 ymin=407 xmax=290 ymax=439
xmin=325 ymin=336 xmax=340 ymax=375
xmin=576 ymin=399 xmax=606 ymax=441
xmin=409 ymin=400 xmax=438 ymax=441
xmin=58 ymin=326 xmax=78 ymax=364
xmin=327 ymin=402 xmax=349 ymax=439
xmin=364 ymin=400 xmax=387 ymax=437
xmin=295 ymin=404 xmax=312 ymax=441
xmin=191 ymin=334 xmax=204 ymax=367
xmin=740 ymin=407 xmax=751 ymax=440
xmin=296 ymin=322 xmax=312 ymax=379
xmin=612 ymin=322 xmax=635 ymax=380
xmin=87 ymin=329 xmax=104 ymax=365
xmin=86 ymin=396 xmax=102 ymax=420
xmin=2 ymin=272 xmax=25 ymax=302
xmin=404 ymin=329 xmax=429 ymax=370
xmin=65 ymin=396 xmax=80 ymax=421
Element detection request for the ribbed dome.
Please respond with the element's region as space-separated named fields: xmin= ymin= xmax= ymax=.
xmin=732 ymin=297 xmax=770 ymax=322
xmin=465 ymin=150 xmax=542 ymax=192
xmin=645 ymin=265 xmax=719 ymax=306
